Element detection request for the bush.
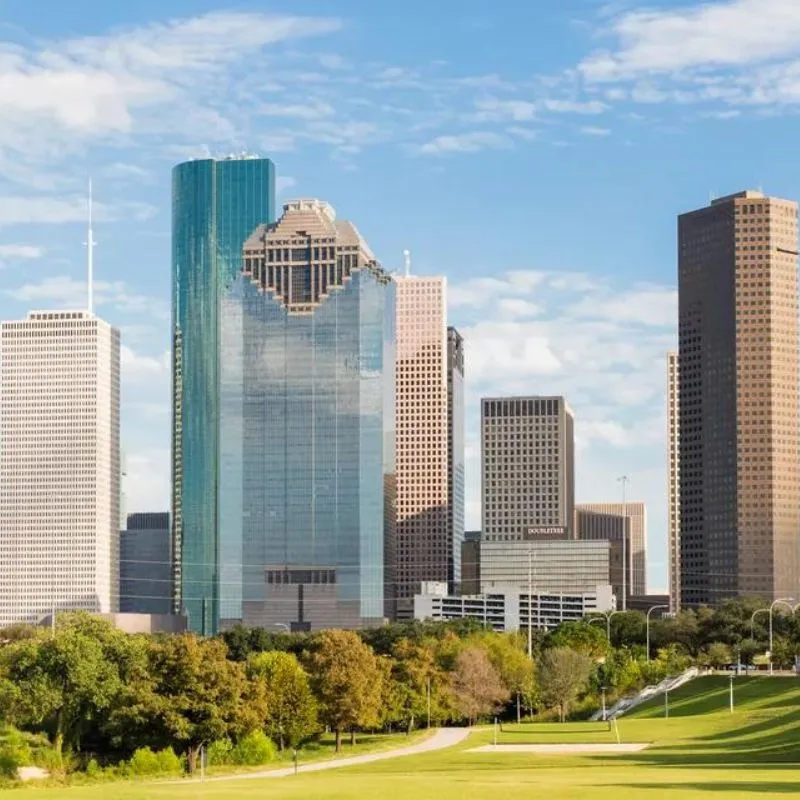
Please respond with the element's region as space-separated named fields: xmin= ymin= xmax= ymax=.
xmin=230 ymin=730 xmax=276 ymax=766
xmin=155 ymin=748 xmax=182 ymax=775
xmin=207 ymin=738 xmax=233 ymax=766
xmin=85 ymin=758 xmax=102 ymax=778
xmin=0 ymin=748 xmax=21 ymax=779
xmin=126 ymin=746 xmax=183 ymax=777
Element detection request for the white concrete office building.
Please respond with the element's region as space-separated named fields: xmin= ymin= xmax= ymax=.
xmin=0 ymin=310 xmax=121 ymax=626
xmin=412 ymin=581 xmax=615 ymax=633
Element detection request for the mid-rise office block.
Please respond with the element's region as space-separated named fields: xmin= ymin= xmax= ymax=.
xmin=481 ymin=396 xmax=575 ymax=538
xmin=679 ymin=191 xmax=800 ymax=604
xmin=480 ymin=537 xmax=611 ymax=596
xmin=0 ymin=311 xmax=120 ymax=626
xmin=667 ymin=351 xmax=680 ymax=613
xmin=575 ymin=502 xmax=647 ymax=599
xmin=121 ymin=512 xmax=171 ymax=615
xmin=394 ymin=278 xmax=463 ymax=604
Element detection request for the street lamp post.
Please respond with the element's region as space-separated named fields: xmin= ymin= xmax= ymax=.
xmin=617 ymin=476 xmax=630 ymax=611
xmin=729 ymin=671 xmax=734 ymax=713
xmin=646 ymin=604 xmax=670 ymax=663
xmin=769 ymin=598 xmax=794 ymax=675
xmin=589 ymin=610 xmax=622 ymax=643
xmin=601 ymin=686 xmax=607 ymax=722
xmin=750 ymin=608 xmax=769 ymax=642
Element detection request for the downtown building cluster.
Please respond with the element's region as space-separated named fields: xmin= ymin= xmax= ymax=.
xmin=1 ymin=156 xmax=796 ymax=634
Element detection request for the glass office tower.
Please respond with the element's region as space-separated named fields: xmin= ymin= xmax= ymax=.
xmin=172 ymin=156 xmax=276 ymax=633
xmin=238 ymin=199 xmax=394 ymax=631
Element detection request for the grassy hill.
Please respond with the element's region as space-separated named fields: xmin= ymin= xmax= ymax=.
xmin=16 ymin=676 xmax=800 ymax=800
xmin=630 ymin=675 xmax=800 ymax=718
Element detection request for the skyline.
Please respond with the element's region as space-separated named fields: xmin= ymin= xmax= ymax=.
xmin=5 ymin=0 xmax=800 ymax=591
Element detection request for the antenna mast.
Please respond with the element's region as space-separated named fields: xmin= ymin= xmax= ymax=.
xmin=86 ymin=179 xmax=96 ymax=315
xmin=403 ymin=249 xmax=411 ymax=277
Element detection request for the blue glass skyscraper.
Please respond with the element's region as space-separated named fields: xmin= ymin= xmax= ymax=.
xmin=173 ymin=176 xmax=395 ymax=633
xmin=171 ymin=156 xmax=276 ymax=634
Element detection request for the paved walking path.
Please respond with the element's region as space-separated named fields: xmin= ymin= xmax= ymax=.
xmin=201 ymin=728 xmax=470 ymax=782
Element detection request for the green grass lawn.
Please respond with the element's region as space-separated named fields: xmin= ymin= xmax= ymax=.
xmin=15 ymin=676 xmax=800 ymax=799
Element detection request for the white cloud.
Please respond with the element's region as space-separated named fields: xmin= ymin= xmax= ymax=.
xmin=570 ymin=285 xmax=677 ymax=327
xmin=497 ymin=298 xmax=542 ymax=318
xmin=0 ymin=244 xmax=44 ymax=259
xmin=543 ymin=99 xmax=608 ymax=114
xmin=276 ymin=176 xmax=297 ymax=194
xmin=418 ymin=131 xmax=512 ymax=155
xmin=260 ymin=102 xmax=335 ymax=119
xmin=121 ymin=346 xmax=169 ymax=383
xmin=581 ymin=125 xmax=612 ymax=136
xmin=5 ymin=275 xmax=169 ymax=320
xmin=474 ymin=98 xmax=537 ymax=121
xmin=580 ymin=0 xmax=800 ymax=80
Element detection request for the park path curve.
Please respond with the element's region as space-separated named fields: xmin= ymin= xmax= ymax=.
xmin=201 ymin=727 xmax=470 ymax=782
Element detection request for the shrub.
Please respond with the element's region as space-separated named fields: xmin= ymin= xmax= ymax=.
xmin=85 ymin=758 xmax=102 ymax=778
xmin=155 ymin=748 xmax=182 ymax=776
xmin=127 ymin=747 xmax=160 ymax=776
xmin=207 ymin=738 xmax=233 ymax=766
xmin=0 ymin=747 xmax=20 ymax=779
xmin=230 ymin=730 xmax=276 ymax=766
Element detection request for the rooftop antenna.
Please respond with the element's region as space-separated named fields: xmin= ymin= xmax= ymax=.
xmin=85 ymin=179 xmax=96 ymax=315
xmin=403 ymin=249 xmax=411 ymax=277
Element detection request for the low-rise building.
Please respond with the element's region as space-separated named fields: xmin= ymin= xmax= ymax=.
xmin=412 ymin=581 xmax=615 ymax=632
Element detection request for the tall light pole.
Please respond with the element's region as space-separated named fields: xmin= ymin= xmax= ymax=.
xmin=750 ymin=608 xmax=769 ymax=641
xmin=589 ymin=610 xmax=622 ymax=643
xmin=646 ymin=604 xmax=669 ymax=663
xmin=769 ymin=598 xmax=794 ymax=675
xmin=617 ymin=475 xmax=630 ymax=611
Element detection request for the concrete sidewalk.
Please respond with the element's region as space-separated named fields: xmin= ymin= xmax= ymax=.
xmin=201 ymin=728 xmax=470 ymax=782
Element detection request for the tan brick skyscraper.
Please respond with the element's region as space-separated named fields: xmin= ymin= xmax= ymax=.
xmin=679 ymin=191 xmax=800 ymax=605
xmin=394 ymin=276 xmax=450 ymax=603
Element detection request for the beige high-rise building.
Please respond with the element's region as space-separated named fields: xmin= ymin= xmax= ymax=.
xmin=667 ymin=351 xmax=680 ymax=613
xmin=482 ymin=396 xmax=575 ymax=538
xmin=575 ymin=502 xmax=647 ymax=601
xmin=0 ymin=310 xmax=121 ymax=626
xmin=394 ymin=276 xmax=452 ymax=602
xmin=679 ymin=190 xmax=800 ymax=605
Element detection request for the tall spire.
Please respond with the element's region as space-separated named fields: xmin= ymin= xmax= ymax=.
xmin=403 ymin=249 xmax=411 ymax=277
xmin=86 ymin=179 xmax=96 ymax=315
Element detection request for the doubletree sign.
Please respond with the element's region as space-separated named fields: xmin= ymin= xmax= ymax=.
xmin=524 ymin=526 xmax=568 ymax=540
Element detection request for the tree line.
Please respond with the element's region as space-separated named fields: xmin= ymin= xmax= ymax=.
xmin=0 ymin=596 xmax=794 ymax=779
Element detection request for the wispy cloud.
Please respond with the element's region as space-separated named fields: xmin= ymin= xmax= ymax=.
xmin=581 ymin=125 xmax=612 ymax=136
xmin=0 ymin=244 xmax=44 ymax=259
xmin=418 ymin=131 xmax=512 ymax=155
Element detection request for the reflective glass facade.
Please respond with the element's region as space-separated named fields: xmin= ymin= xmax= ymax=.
xmin=172 ymin=157 xmax=276 ymax=633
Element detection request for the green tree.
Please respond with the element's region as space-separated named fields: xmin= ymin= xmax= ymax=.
xmin=537 ymin=647 xmax=592 ymax=722
xmin=549 ymin=621 xmax=608 ymax=660
xmin=0 ymin=626 xmax=123 ymax=758
xmin=247 ymin=651 xmax=318 ymax=749
xmin=113 ymin=635 xmax=265 ymax=772
xmin=307 ymin=630 xmax=383 ymax=752
xmin=450 ymin=647 xmax=509 ymax=725
xmin=469 ymin=632 xmax=535 ymax=721
xmin=702 ymin=642 xmax=733 ymax=670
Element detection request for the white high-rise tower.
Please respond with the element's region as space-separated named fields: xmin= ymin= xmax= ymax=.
xmin=0 ymin=311 xmax=121 ymax=625
xmin=0 ymin=184 xmax=121 ymax=626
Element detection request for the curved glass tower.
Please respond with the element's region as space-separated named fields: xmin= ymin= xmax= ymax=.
xmin=171 ymin=156 xmax=276 ymax=634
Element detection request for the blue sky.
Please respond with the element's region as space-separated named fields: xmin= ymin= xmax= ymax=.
xmin=2 ymin=0 xmax=799 ymax=592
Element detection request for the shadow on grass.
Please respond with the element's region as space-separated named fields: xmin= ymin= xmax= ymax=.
xmin=619 ymin=783 xmax=800 ymax=794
